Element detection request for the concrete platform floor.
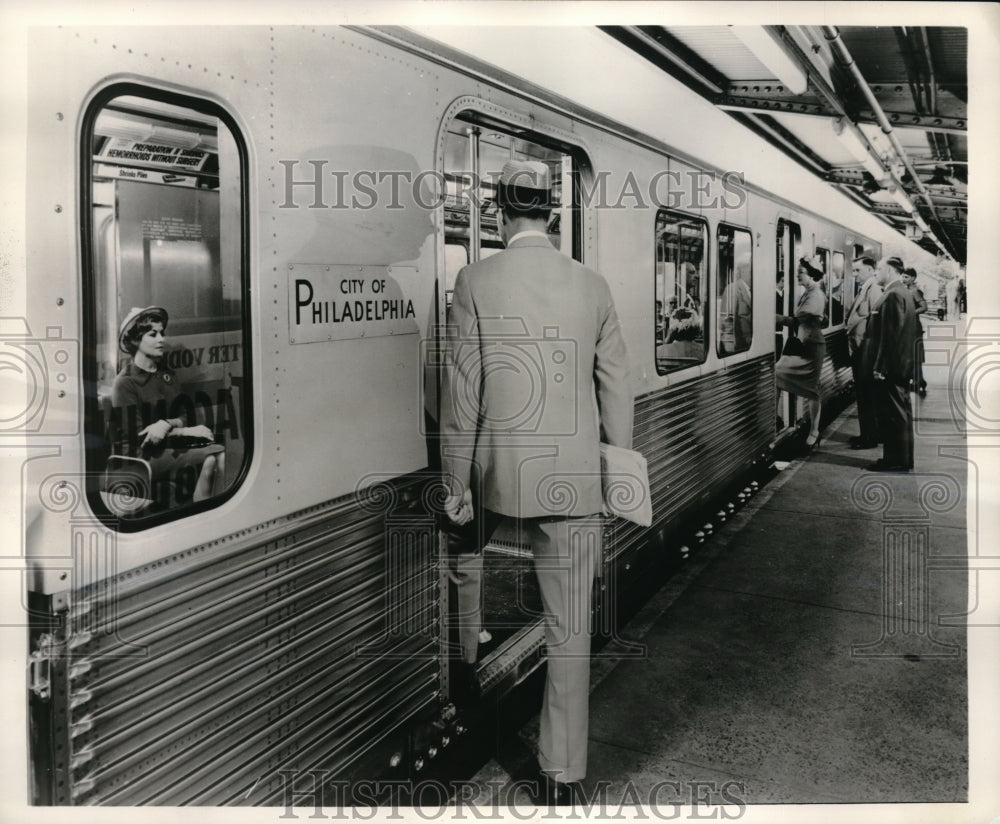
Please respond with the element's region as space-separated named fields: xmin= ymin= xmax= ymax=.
xmin=470 ymin=319 xmax=977 ymax=814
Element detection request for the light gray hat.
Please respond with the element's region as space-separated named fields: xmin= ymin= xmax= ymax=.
xmin=498 ymin=159 xmax=550 ymax=192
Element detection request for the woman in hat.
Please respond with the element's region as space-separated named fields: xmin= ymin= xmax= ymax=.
xmin=111 ymin=306 xmax=225 ymax=506
xmin=775 ymin=257 xmax=827 ymax=448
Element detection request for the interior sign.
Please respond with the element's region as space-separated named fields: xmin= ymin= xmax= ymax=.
xmin=288 ymin=263 xmax=419 ymax=343
xmin=99 ymin=137 xmax=209 ymax=170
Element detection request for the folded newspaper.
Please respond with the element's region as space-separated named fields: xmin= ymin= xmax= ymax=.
xmin=600 ymin=443 xmax=653 ymax=527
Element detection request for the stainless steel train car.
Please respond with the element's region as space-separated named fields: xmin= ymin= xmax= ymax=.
xmin=19 ymin=25 xmax=880 ymax=805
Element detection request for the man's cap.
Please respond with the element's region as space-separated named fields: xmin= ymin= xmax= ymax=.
xmin=118 ymin=306 xmax=168 ymax=352
xmin=499 ymin=159 xmax=550 ymax=191
xmin=885 ymin=256 xmax=905 ymax=271
xmin=496 ymin=159 xmax=552 ymax=210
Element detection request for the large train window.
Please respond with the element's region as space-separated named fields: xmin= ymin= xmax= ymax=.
xmin=716 ymin=225 xmax=753 ymax=356
xmin=654 ymin=211 xmax=708 ymax=374
xmin=830 ymin=251 xmax=846 ymax=325
xmin=82 ymin=87 xmax=250 ymax=528
xmin=442 ymin=114 xmax=580 ymax=290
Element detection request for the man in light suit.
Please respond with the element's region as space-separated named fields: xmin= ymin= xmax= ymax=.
xmin=863 ymin=256 xmax=917 ymax=472
xmin=846 ymin=256 xmax=883 ymax=449
xmin=439 ymin=159 xmax=633 ymax=805
xmin=720 ymin=253 xmax=752 ymax=354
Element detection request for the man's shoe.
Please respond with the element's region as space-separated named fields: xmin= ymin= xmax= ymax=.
xmin=865 ymin=460 xmax=912 ymax=473
xmin=532 ymin=771 xmax=576 ymax=807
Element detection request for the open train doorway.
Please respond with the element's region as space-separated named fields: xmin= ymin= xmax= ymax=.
xmin=775 ymin=218 xmax=801 ymax=434
xmin=436 ymin=108 xmax=588 ymax=686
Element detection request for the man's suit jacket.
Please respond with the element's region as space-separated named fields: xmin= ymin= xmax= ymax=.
xmin=865 ymin=279 xmax=917 ymax=385
xmin=846 ymin=276 xmax=883 ymax=354
xmin=440 ymin=234 xmax=633 ymax=519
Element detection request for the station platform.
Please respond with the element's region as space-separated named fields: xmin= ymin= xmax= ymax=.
xmin=465 ymin=317 xmax=970 ymax=808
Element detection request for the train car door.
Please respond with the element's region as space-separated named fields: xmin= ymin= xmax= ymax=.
xmin=436 ymin=110 xmax=584 ymax=675
xmin=775 ymin=218 xmax=801 ymax=431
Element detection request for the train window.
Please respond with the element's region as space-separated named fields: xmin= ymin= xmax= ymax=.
xmin=815 ymin=247 xmax=831 ymax=328
xmin=442 ymin=116 xmax=579 ymax=265
xmin=716 ymin=225 xmax=753 ymax=356
xmin=83 ymin=88 xmax=250 ymax=528
xmin=830 ymin=251 xmax=846 ymax=325
xmin=654 ymin=210 xmax=708 ymax=374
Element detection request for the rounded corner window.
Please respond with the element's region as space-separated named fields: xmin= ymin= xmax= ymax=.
xmin=654 ymin=209 xmax=709 ymax=376
xmin=81 ymin=84 xmax=252 ymax=531
xmin=716 ymin=224 xmax=753 ymax=357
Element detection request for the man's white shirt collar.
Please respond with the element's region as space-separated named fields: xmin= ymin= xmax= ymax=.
xmin=506 ymin=230 xmax=549 ymax=246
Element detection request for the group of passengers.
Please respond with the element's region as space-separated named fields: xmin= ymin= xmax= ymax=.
xmin=776 ymin=254 xmax=926 ymax=472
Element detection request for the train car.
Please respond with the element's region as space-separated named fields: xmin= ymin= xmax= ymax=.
xmin=18 ymin=24 xmax=880 ymax=806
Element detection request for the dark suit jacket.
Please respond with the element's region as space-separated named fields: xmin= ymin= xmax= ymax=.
xmin=865 ymin=279 xmax=917 ymax=386
xmin=440 ymin=234 xmax=633 ymax=518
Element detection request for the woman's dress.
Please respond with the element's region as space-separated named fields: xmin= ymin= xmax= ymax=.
xmin=776 ymin=287 xmax=826 ymax=401
xmin=111 ymin=360 xmax=224 ymax=502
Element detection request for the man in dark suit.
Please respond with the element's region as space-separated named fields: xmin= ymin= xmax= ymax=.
xmin=439 ymin=159 xmax=633 ymax=804
xmin=864 ymin=256 xmax=917 ymax=471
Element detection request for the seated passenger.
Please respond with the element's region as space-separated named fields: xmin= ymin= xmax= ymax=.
xmin=110 ymin=306 xmax=226 ymax=508
xmin=678 ymin=262 xmax=701 ymax=312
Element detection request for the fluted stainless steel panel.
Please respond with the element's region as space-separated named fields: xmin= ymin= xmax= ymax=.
xmin=608 ymin=355 xmax=775 ymax=560
xmin=60 ymin=474 xmax=441 ymax=805
xmin=820 ymin=328 xmax=854 ymax=402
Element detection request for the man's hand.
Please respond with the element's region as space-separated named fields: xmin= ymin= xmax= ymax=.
xmin=445 ymin=488 xmax=473 ymax=525
xmin=138 ymin=418 xmax=172 ymax=447
xmin=873 ymin=371 xmax=885 ymax=381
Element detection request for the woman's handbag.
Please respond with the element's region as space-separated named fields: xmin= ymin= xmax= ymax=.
xmin=782 ymin=335 xmax=805 ymax=357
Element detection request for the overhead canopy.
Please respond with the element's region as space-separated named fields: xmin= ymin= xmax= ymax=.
xmin=602 ymin=25 xmax=967 ymax=264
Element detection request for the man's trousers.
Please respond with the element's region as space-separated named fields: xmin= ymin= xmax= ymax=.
xmin=446 ymin=511 xmax=602 ymax=783
xmin=875 ymin=379 xmax=914 ymax=468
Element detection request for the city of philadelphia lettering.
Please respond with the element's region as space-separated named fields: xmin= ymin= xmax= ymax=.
xmin=287 ymin=263 xmax=420 ymax=343
xmin=295 ymin=278 xmax=415 ymax=325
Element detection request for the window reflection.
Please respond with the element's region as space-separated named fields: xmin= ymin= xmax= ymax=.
xmin=717 ymin=225 xmax=753 ymax=356
xmin=86 ymin=92 xmax=249 ymax=523
xmin=655 ymin=211 xmax=708 ymax=374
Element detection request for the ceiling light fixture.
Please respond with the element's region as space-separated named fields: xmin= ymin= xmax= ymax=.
xmin=831 ymin=117 xmax=885 ymax=181
xmin=730 ymin=27 xmax=809 ymax=95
